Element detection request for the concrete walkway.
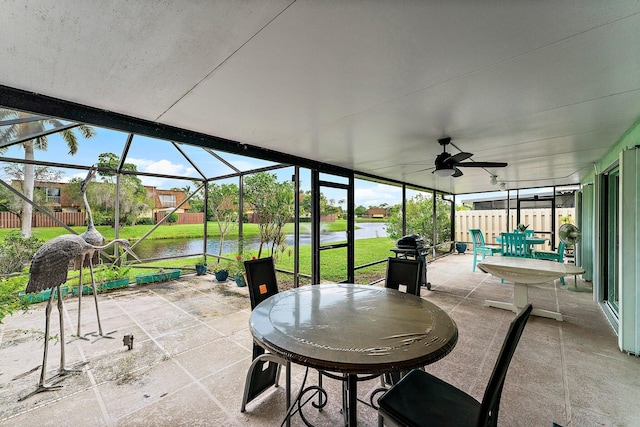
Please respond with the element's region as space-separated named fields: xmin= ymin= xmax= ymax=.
xmin=1 ymin=253 xmax=638 ymax=426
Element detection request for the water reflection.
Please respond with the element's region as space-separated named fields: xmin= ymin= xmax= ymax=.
xmin=131 ymin=223 xmax=387 ymax=259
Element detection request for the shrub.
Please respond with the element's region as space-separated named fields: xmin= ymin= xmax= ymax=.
xmin=135 ymin=217 xmax=154 ymax=225
xmin=0 ymin=232 xmax=44 ymax=274
xmin=96 ymin=265 xmax=132 ymax=282
xmin=166 ymin=213 xmax=179 ymax=225
xmin=0 ymin=274 xmax=29 ymax=323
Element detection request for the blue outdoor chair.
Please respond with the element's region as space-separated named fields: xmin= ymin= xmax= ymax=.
xmin=500 ymin=232 xmax=528 ymax=258
xmin=532 ymin=241 xmax=567 ymax=286
xmin=468 ymin=229 xmax=501 ymax=272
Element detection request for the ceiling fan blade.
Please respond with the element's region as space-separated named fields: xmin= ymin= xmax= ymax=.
xmin=447 ymin=152 xmax=473 ymax=164
xmin=456 ymin=161 xmax=508 ymax=168
xmin=406 ymin=166 xmax=435 ymax=175
xmin=452 ymin=168 xmax=463 ymax=177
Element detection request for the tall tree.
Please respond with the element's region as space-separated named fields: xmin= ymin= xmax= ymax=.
xmin=208 ymin=183 xmax=239 ymax=257
xmin=244 ymin=172 xmax=294 ymax=259
xmin=0 ymin=109 xmax=96 ymax=236
xmin=386 ymin=193 xmax=452 ymax=244
xmin=93 ymin=153 xmax=152 ymax=226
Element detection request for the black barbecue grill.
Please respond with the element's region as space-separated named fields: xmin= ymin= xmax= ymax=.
xmin=390 ymin=234 xmax=431 ymax=290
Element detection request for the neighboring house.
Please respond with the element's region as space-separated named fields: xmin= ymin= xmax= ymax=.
xmin=364 ymin=207 xmax=390 ymax=219
xmin=11 ymin=180 xmax=83 ymax=213
xmin=7 ymin=180 xmax=190 ymax=221
xmin=144 ymin=186 xmax=191 ymax=215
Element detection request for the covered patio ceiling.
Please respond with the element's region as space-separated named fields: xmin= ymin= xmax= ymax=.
xmin=2 ymin=1 xmax=640 ymax=194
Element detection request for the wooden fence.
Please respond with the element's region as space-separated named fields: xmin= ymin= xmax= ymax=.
xmin=0 ymin=211 xmax=206 ymax=228
xmin=0 ymin=211 xmax=85 ymax=228
xmin=455 ymin=208 xmax=575 ymax=248
xmin=155 ymin=212 xmax=204 ymax=225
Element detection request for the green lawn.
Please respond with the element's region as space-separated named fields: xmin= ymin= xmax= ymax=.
xmin=0 ymin=219 xmax=353 ymax=242
xmin=0 ymin=220 xmax=395 ymax=321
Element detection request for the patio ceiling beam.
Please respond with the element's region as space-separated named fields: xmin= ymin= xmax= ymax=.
xmin=0 ymin=115 xmax=50 ymax=126
xmin=0 ymin=155 xmax=205 ymax=183
xmin=172 ymin=141 xmax=207 ymax=180
xmin=203 ymin=147 xmax=241 ymax=174
xmin=118 ymin=133 xmax=134 ymax=173
xmin=206 ymin=163 xmax=292 ymax=183
xmin=0 ymin=122 xmax=79 ymax=150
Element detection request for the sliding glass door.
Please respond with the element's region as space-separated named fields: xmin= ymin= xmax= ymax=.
xmin=604 ymin=168 xmax=619 ymax=315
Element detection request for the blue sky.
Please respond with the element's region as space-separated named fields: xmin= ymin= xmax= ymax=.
xmin=1 ymin=124 xmax=412 ymax=209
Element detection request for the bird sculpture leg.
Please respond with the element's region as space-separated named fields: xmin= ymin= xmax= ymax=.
xmin=39 ymin=290 xmax=61 ymax=389
xmin=75 ymin=268 xmax=89 ymax=340
xmin=88 ymin=258 xmax=115 ymax=340
xmin=58 ymin=286 xmax=67 ymax=371
xmin=47 ymin=287 xmax=86 ymax=380
xmin=20 ymin=287 xmax=65 ymax=400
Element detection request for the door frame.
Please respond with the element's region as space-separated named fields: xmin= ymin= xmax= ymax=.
xmin=311 ymin=170 xmax=354 ymax=284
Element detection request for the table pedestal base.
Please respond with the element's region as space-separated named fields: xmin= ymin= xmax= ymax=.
xmin=485 ymin=282 xmax=563 ymax=321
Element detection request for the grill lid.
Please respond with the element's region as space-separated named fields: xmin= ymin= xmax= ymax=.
xmin=396 ymin=234 xmax=426 ymax=249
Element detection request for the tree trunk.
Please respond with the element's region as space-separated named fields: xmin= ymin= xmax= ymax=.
xmin=20 ymin=142 xmax=35 ymax=237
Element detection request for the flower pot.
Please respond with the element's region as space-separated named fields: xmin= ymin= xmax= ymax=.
xmin=99 ymin=278 xmax=130 ymax=292
xmin=455 ymin=243 xmax=467 ymax=254
xmin=195 ymin=263 xmax=207 ymax=276
xmin=214 ymin=269 xmax=229 ymax=281
xmin=135 ymin=269 xmax=180 ymax=285
xmin=234 ymin=273 xmax=246 ymax=287
xmin=71 ymin=284 xmax=93 ymax=296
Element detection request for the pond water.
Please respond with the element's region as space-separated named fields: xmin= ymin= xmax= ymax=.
xmin=130 ymin=222 xmax=389 ymax=260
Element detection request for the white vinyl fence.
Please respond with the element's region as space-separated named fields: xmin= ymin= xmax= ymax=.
xmin=456 ymin=208 xmax=575 ymax=249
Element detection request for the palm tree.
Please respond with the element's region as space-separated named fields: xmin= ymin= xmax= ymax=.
xmin=0 ymin=108 xmax=96 ymax=236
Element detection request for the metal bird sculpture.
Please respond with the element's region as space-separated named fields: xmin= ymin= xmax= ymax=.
xmin=76 ymin=166 xmax=107 ymax=338
xmin=24 ymin=235 xmax=139 ymax=397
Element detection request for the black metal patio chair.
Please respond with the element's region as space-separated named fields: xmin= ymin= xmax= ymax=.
xmin=378 ymin=304 xmax=532 ymax=427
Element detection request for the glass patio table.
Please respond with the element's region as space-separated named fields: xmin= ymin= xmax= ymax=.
xmin=250 ymin=283 xmax=458 ymax=426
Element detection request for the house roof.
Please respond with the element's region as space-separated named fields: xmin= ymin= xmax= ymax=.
xmin=2 ymin=2 xmax=640 ymax=194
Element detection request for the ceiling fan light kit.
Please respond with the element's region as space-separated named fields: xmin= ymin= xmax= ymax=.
xmin=434 ymin=167 xmax=456 ymax=177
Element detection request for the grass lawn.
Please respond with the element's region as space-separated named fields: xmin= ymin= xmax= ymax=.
xmin=1 ymin=220 xmax=397 ymax=317
xmin=0 ymin=219 xmax=353 ymax=242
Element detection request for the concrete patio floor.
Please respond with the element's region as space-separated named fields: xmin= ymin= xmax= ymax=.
xmin=1 ymin=253 xmax=638 ymax=426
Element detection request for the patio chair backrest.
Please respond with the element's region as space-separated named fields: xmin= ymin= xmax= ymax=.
xmin=385 ymin=257 xmax=422 ymax=296
xmin=478 ymin=304 xmax=532 ymax=425
xmin=469 ymin=228 xmax=487 ymax=248
xmin=244 ymin=257 xmax=279 ymax=310
xmin=242 ymin=256 xmax=283 ymax=409
xmin=500 ymin=232 xmax=527 ymax=257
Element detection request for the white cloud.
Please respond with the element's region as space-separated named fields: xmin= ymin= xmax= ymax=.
xmin=128 ymin=158 xmax=195 ymax=177
xmin=125 ymin=158 xmax=198 ymax=189
xmin=354 ymin=183 xmax=402 ymax=207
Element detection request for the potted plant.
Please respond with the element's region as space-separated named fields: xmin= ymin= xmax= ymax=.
xmin=213 ymin=264 xmax=229 ymax=282
xmin=97 ymin=265 xmax=131 ymax=291
xmin=455 ymin=242 xmax=467 ymax=254
xmin=232 ymin=254 xmax=248 ymax=287
xmin=135 ymin=268 xmax=181 ymax=285
xmin=195 ymin=259 xmax=207 ymax=276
